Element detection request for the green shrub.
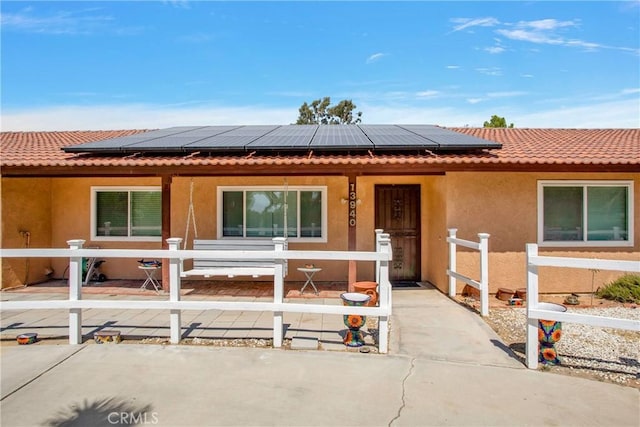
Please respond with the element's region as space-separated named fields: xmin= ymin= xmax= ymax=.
xmin=595 ymin=274 xmax=640 ymax=303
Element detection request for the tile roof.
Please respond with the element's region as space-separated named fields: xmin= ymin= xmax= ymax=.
xmin=1 ymin=127 xmax=639 ymax=173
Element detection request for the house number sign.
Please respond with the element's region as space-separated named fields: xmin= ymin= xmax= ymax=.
xmin=348 ymin=182 xmax=357 ymax=227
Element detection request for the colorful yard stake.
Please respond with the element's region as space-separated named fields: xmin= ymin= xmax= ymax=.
xmin=17 ymin=333 xmax=37 ymax=345
xmin=94 ymin=330 xmax=122 ymax=344
xmin=537 ymin=303 xmax=567 ymax=365
xmin=341 ymin=292 xmax=371 ymax=347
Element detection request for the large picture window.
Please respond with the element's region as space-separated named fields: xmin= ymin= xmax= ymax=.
xmin=538 ymin=181 xmax=633 ymax=247
xmin=218 ymin=186 xmax=326 ymax=241
xmin=92 ymin=187 xmax=162 ymax=241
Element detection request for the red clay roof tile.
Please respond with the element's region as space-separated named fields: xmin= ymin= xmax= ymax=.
xmin=1 ymin=128 xmax=638 ymax=171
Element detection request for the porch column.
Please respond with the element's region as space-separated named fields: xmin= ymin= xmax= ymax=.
xmin=161 ymin=175 xmax=172 ymax=291
xmin=347 ymin=174 xmax=357 ymax=291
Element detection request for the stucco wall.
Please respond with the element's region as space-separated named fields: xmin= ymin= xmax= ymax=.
xmin=424 ymin=176 xmax=449 ymax=292
xmin=444 ymin=172 xmax=640 ymax=294
xmin=1 ymin=178 xmax=53 ymax=288
xmin=4 ymin=171 xmax=637 ymax=294
xmin=46 ymin=176 xmax=352 ymax=282
xmin=50 ymin=177 xmax=162 ymax=281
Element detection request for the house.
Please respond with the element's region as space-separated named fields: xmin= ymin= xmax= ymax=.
xmin=1 ymin=125 xmax=638 ymax=295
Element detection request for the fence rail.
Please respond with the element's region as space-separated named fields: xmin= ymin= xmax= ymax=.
xmin=1 ymin=234 xmax=394 ymax=353
xmin=447 ymin=228 xmax=490 ymax=316
xmin=525 ymin=243 xmax=640 ymax=369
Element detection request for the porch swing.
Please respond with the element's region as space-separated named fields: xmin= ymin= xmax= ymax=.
xmin=183 ymin=179 xmax=198 ymax=250
xmin=178 ymin=178 xmax=289 ymax=279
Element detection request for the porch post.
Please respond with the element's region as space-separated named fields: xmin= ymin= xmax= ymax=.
xmin=67 ymin=239 xmax=85 ymax=345
xmin=347 ymin=174 xmax=357 ymax=291
xmin=161 ymin=175 xmax=172 ymax=292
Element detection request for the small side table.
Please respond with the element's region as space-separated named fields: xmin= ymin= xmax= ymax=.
xmin=139 ymin=265 xmax=161 ymax=292
xmin=297 ymin=267 xmax=322 ymax=294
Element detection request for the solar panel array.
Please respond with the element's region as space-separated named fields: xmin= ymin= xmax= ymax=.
xmin=64 ymin=125 xmax=501 ymax=154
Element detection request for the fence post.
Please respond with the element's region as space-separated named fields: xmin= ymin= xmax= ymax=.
xmin=67 ymin=239 xmax=85 ymax=345
xmin=375 ymin=229 xmax=383 ymax=284
xmin=478 ymin=233 xmax=490 ymax=317
xmin=167 ymin=238 xmax=183 ymax=344
xmin=526 ymin=243 xmax=539 ymax=369
xmin=448 ymin=228 xmax=457 ymax=297
xmin=272 ymin=237 xmax=286 ymax=348
xmin=377 ymin=233 xmax=392 ymax=354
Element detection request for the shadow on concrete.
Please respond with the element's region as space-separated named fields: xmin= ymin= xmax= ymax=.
xmin=490 ymin=339 xmax=525 ymax=365
xmin=43 ymin=396 xmax=154 ymax=427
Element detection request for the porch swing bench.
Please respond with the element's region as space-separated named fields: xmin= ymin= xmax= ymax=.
xmin=180 ymin=239 xmax=288 ymax=279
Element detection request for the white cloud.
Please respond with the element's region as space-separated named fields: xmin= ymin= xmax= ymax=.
xmin=519 ymin=18 xmax=578 ymax=31
xmin=450 ymin=17 xmax=500 ymax=32
xmin=0 ymin=8 xmax=142 ymax=36
xmin=621 ymin=88 xmax=640 ymax=95
xmin=163 ymin=1 xmax=191 ymax=9
xmin=475 ymin=67 xmax=502 ymax=76
xmin=496 ymin=18 xmax=638 ymax=53
xmin=2 ymin=97 xmax=638 ymax=131
xmin=466 ymin=98 xmax=484 ymax=104
xmin=1 ymin=104 xmax=295 ymax=131
xmin=514 ymin=98 xmax=640 ymax=128
xmin=177 ymin=32 xmax=215 ymax=43
xmin=484 ymin=46 xmax=505 ymax=54
xmin=416 ymin=90 xmax=439 ymax=98
xmin=366 ymin=53 xmax=386 ymax=64
xmin=446 ymin=65 xmax=461 ymax=69
xmin=486 ymin=91 xmax=527 ymax=98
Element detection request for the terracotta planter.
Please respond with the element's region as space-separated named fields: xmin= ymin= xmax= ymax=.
xmin=353 ymin=281 xmax=378 ymax=306
xmin=496 ymin=288 xmax=514 ymax=301
xmin=515 ymin=288 xmax=527 ymax=300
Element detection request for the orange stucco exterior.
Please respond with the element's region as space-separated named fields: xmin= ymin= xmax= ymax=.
xmin=2 ymin=172 xmax=638 ymax=294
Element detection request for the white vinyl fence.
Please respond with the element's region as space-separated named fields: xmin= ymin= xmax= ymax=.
xmin=525 ymin=243 xmax=640 ymax=369
xmin=447 ymin=228 xmax=490 ymax=316
xmin=1 ymin=233 xmax=394 ymax=353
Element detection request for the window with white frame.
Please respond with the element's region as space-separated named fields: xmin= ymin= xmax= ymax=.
xmin=92 ymin=187 xmax=162 ymax=241
xmin=538 ymin=181 xmax=633 ymax=247
xmin=218 ymin=186 xmax=326 ymax=241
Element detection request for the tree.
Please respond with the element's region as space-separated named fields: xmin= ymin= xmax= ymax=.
xmin=483 ymin=115 xmax=514 ymax=128
xmin=295 ymin=97 xmax=362 ymax=125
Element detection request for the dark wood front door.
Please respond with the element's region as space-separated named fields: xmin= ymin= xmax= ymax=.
xmin=375 ymin=185 xmax=421 ymax=284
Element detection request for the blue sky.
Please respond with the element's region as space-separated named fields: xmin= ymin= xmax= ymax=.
xmin=2 ymin=1 xmax=639 ymax=130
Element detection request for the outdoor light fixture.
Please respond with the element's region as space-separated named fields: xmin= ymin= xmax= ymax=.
xmin=341 ymin=197 xmax=362 ymax=205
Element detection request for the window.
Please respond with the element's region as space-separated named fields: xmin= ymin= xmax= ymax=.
xmin=92 ymin=187 xmax=162 ymax=241
xmin=218 ymin=186 xmax=326 ymax=241
xmin=538 ymin=181 xmax=633 ymax=247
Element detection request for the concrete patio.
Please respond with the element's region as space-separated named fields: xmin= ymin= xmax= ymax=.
xmin=1 ymin=286 xmax=638 ymax=426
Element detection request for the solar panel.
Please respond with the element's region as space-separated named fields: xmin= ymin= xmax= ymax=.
xmin=188 ymin=125 xmax=280 ymax=151
xmin=245 ymin=125 xmax=318 ymax=150
xmin=359 ymin=125 xmax=439 ymax=150
xmin=311 ymin=126 xmax=373 ymax=149
xmin=63 ymin=124 xmax=502 ymax=154
xmin=123 ymin=126 xmax=241 ymax=152
xmin=63 ymin=127 xmax=207 ymax=153
xmin=399 ymin=125 xmax=501 ymax=150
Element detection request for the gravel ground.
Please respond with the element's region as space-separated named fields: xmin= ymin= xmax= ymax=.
xmin=484 ymin=304 xmax=640 ymax=388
